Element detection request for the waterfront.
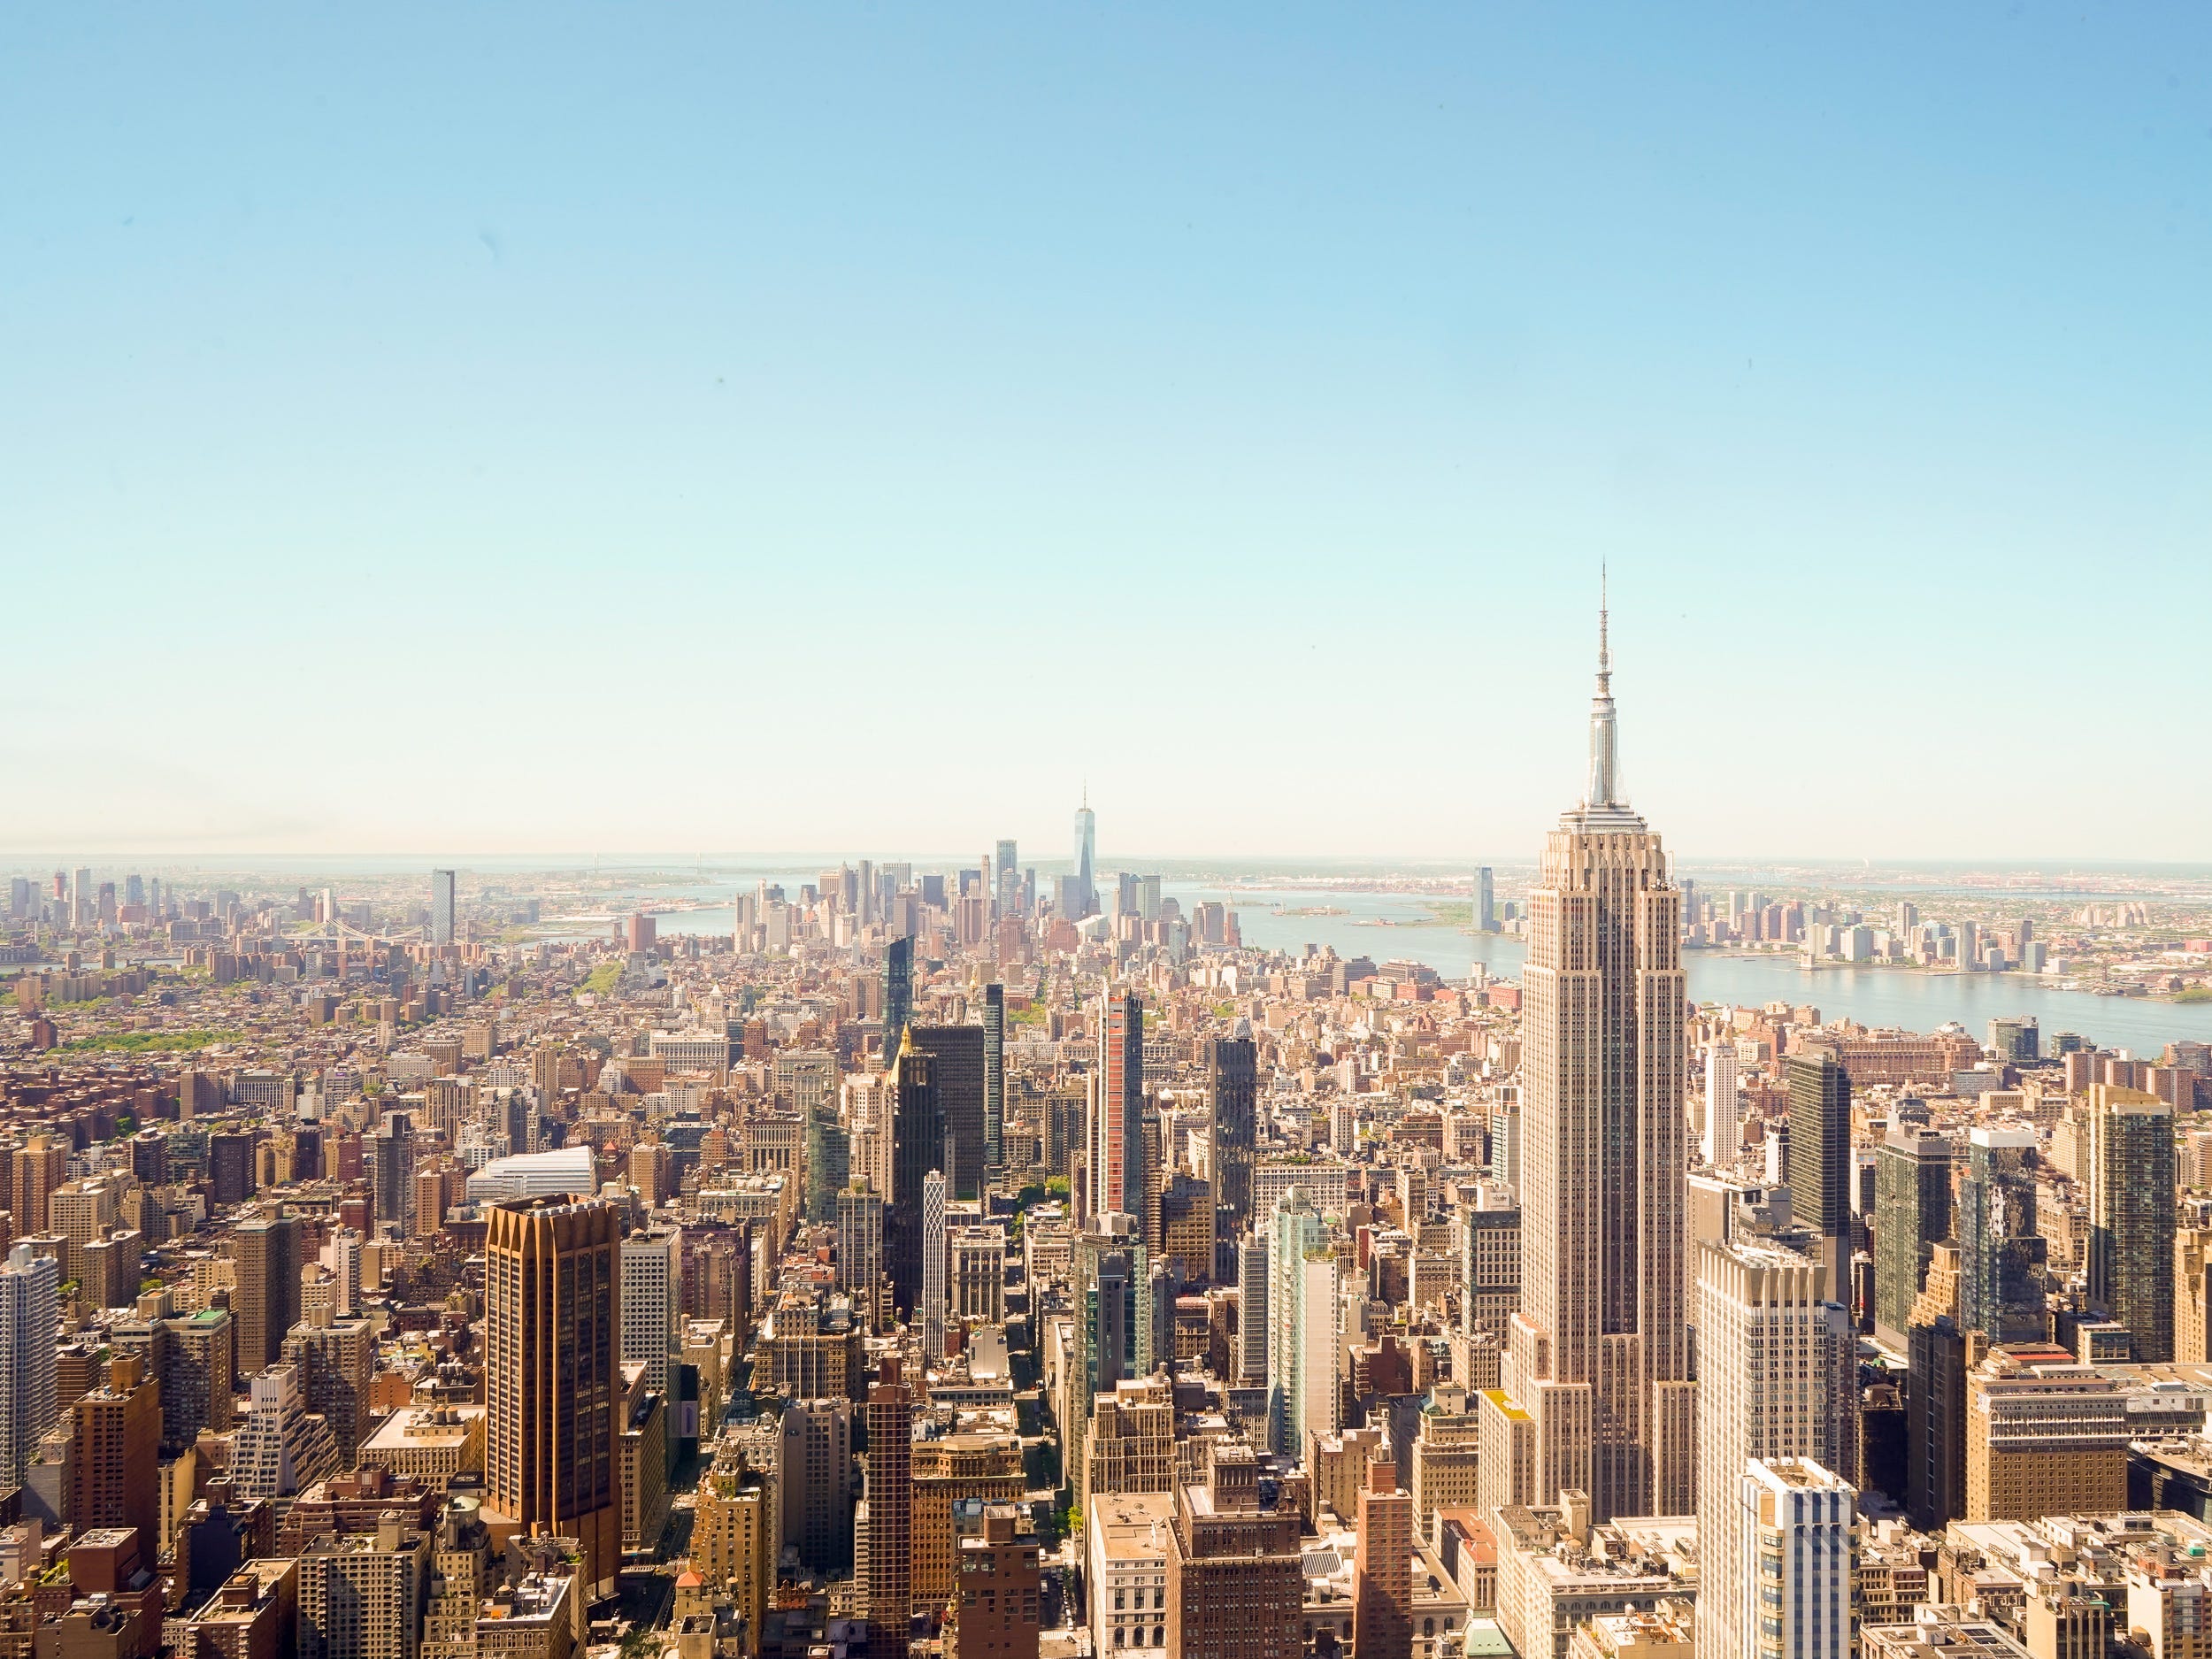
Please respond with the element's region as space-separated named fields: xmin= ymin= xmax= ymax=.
xmin=577 ymin=876 xmax=2212 ymax=1056
xmin=1176 ymin=884 xmax=2212 ymax=1056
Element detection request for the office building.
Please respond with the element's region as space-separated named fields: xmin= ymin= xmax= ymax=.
xmin=1702 ymin=1043 xmax=1740 ymax=1167
xmin=994 ymin=839 xmax=1019 ymax=918
xmin=923 ymin=1170 xmax=949 ymax=1361
xmin=779 ymin=1398 xmax=855 ymax=1576
xmin=949 ymin=1504 xmax=1040 ymax=1659
xmin=1068 ymin=1215 xmax=1152 ymax=1498
xmin=1906 ymin=1302 xmax=1975 ymax=1532
xmin=2179 ymin=1227 xmax=2212 ymax=1364
xmin=910 ymin=1024 xmax=987 ymax=1202
xmin=865 ymin=1358 xmax=914 ymax=1647
xmin=0 ymin=1243 xmax=59 ymax=1494
xmin=234 ymin=1213 xmax=300 ymax=1376
xmin=1353 ymin=1455 xmax=1414 ymax=1659
xmin=1989 ymin=1018 xmax=2040 ymax=1064
xmin=1957 ymin=1125 xmax=2048 ymax=1345
xmin=1094 ymin=990 xmax=1144 ymax=1221
xmin=2088 ymin=1084 xmax=2177 ymax=1360
xmin=836 ymin=1187 xmax=885 ymax=1328
xmin=1088 ymin=1491 xmax=1172 ymax=1658
xmin=430 ymin=870 xmax=457 ymax=947
xmin=1695 ymin=1240 xmax=1856 ymax=1659
xmin=1786 ymin=1049 xmax=1853 ymax=1297
xmin=1964 ymin=1353 xmax=2129 ymax=1521
xmin=1463 ymin=1189 xmax=1522 ymax=1342
xmin=887 ymin=1033 xmax=942 ymax=1321
xmin=1207 ymin=1031 xmax=1258 ymax=1233
xmin=1476 ymin=866 xmax=1495 ymax=933
xmin=373 ymin=1111 xmax=415 ymax=1237
xmin=483 ymin=1197 xmax=622 ymax=1599
xmin=1733 ymin=1459 xmax=1856 ymax=1659
xmin=1168 ymin=1440 xmax=1304 ymax=1659
xmin=1236 ymin=1233 xmax=1269 ymax=1386
xmin=805 ymin=1106 xmax=850 ymax=1224
xmin=1073 ymin=795 xmax=1097 ymax=918
xmin=1266 ymin=1187 xmax=1334 ymax=1459
xmin=1875 ymin=1125 xmax=1955 ymax=1348
xmin=1087 ymin=1376 xmax=1174 ymax=1499
xmin=881 ymin=934 xmax=914 ymax=1064
xmin=622 ymin=1225 xmax=683 ymax=1397
xmin=983 ymin=982 xmax=1006 ymax=1176
xmin=1486 ymin=596 xmax=1693 ymax=1521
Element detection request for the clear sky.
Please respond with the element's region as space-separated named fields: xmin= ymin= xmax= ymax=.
xmin=4 ymin=4 xmax=2207 ymax=864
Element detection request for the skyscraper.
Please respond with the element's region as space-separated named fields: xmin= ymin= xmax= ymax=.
xmin=865 ymin=1356 xmax=915 ymax=1648
xmin=1067 ymin=1215 xmax=1151 ymax=1498
xmin=71 ymin=1351 xmax=161 ymax=1552
xmin=1956 ymin=1125 xmax=2047 ymax=1345
xmin=1207 ymin=1029 xmax=1258 ymax=1234
xmin=621 ymin=1224 xmax=684 ymax=1397
xmin=2088 ymin=1083 xmax=2177 ymax=1361
xmin=881 ymin=936 xmax=913 ymax=1066
xmin=1475 ymin=866 xmax=1495 ymax=933
xmin=372 ymin=1110 xmax=414 ymax=1237
xmin=836 ymin=1187 xmax=886 ymax=1330
xmin=1695 ymin=1240 xmax=1857 ymax=1659
xmin=234 ymin=1213 xmax=301 ymax=1376
xmin=1701 ymin=1041 xmax=1740 ymax=1167
xmin=1487 ymin=585 xmax=1693 ymax=1522
xmin=1235 ymin=1234 xmax=1270 ymax=1386
xmin=1266 ymin=1188 xmax=1333 ymax=1459
xmin=1352 ymin=1455 xmax=1413 ymax=1659
xmin=910 ymin=1025 xmax=986 ymax=1202
xmin=887 ymin=1033 xmax=943 ymax=1321
xmin=994 ymin=839 xmax=1018 ymax=919
xmin=0 ymin=1244 xmax=59 ymax=1495
xmin=1786 ymin=1049 xmax=1853 ymax=1297
xmin=982 ymin=983 xmax=1006 ymax=1177
xmin=1733 ymin=1460 xmax=1857 ymax=1659
xmin=1073 ymin=794 xmax=1097 ymax=918
xmin=1093 ymin=990 xmax=1144 ymax=1221
xmin=430 ymin=869 xmax=457 ymax=947
xmin=484 ymin=1196 xmax=622 ymax=1599
xmin=1874 ymin=1125 xmax=1955 ymax=1348
xmin=922 ymin=1170 xmax=949 ymax=1362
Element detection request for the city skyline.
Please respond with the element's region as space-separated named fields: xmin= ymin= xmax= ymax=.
xmin=6 ymin=7 xmax=2209 ymax=860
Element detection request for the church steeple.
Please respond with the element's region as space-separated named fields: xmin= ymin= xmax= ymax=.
xmin=1586 ymin=564 xmax=1619 ymax=809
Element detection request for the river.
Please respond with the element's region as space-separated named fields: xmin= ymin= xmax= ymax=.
xmin=546 ymin=874 xmax=2212 ymax=1056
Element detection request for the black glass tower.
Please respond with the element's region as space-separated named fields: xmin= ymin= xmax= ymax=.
xmin=881 ymin=935 xmax=913 ymax=1067
xmin=982 ymin=983 xmax=1005 ymax=1177
xmin=886 ymin=1036 xmax=941 ymax=1320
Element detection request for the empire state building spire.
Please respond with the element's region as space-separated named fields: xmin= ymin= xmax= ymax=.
xmin=1586 ymin=564 xmax=1619 ymax=809
xmin=1486 ymin=567 xmax=1692 ymax=1525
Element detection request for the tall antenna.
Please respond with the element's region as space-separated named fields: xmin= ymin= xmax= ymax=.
xmin=1598 ymin=560 xmax=1610 ymax=684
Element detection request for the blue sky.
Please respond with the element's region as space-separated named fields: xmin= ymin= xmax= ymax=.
xmin=4 ymin=4 xmax=2207 ymax=862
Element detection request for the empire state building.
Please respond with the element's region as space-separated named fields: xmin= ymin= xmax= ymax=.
xmin=1480 ymin=588 xmax=1694 ymax=1522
